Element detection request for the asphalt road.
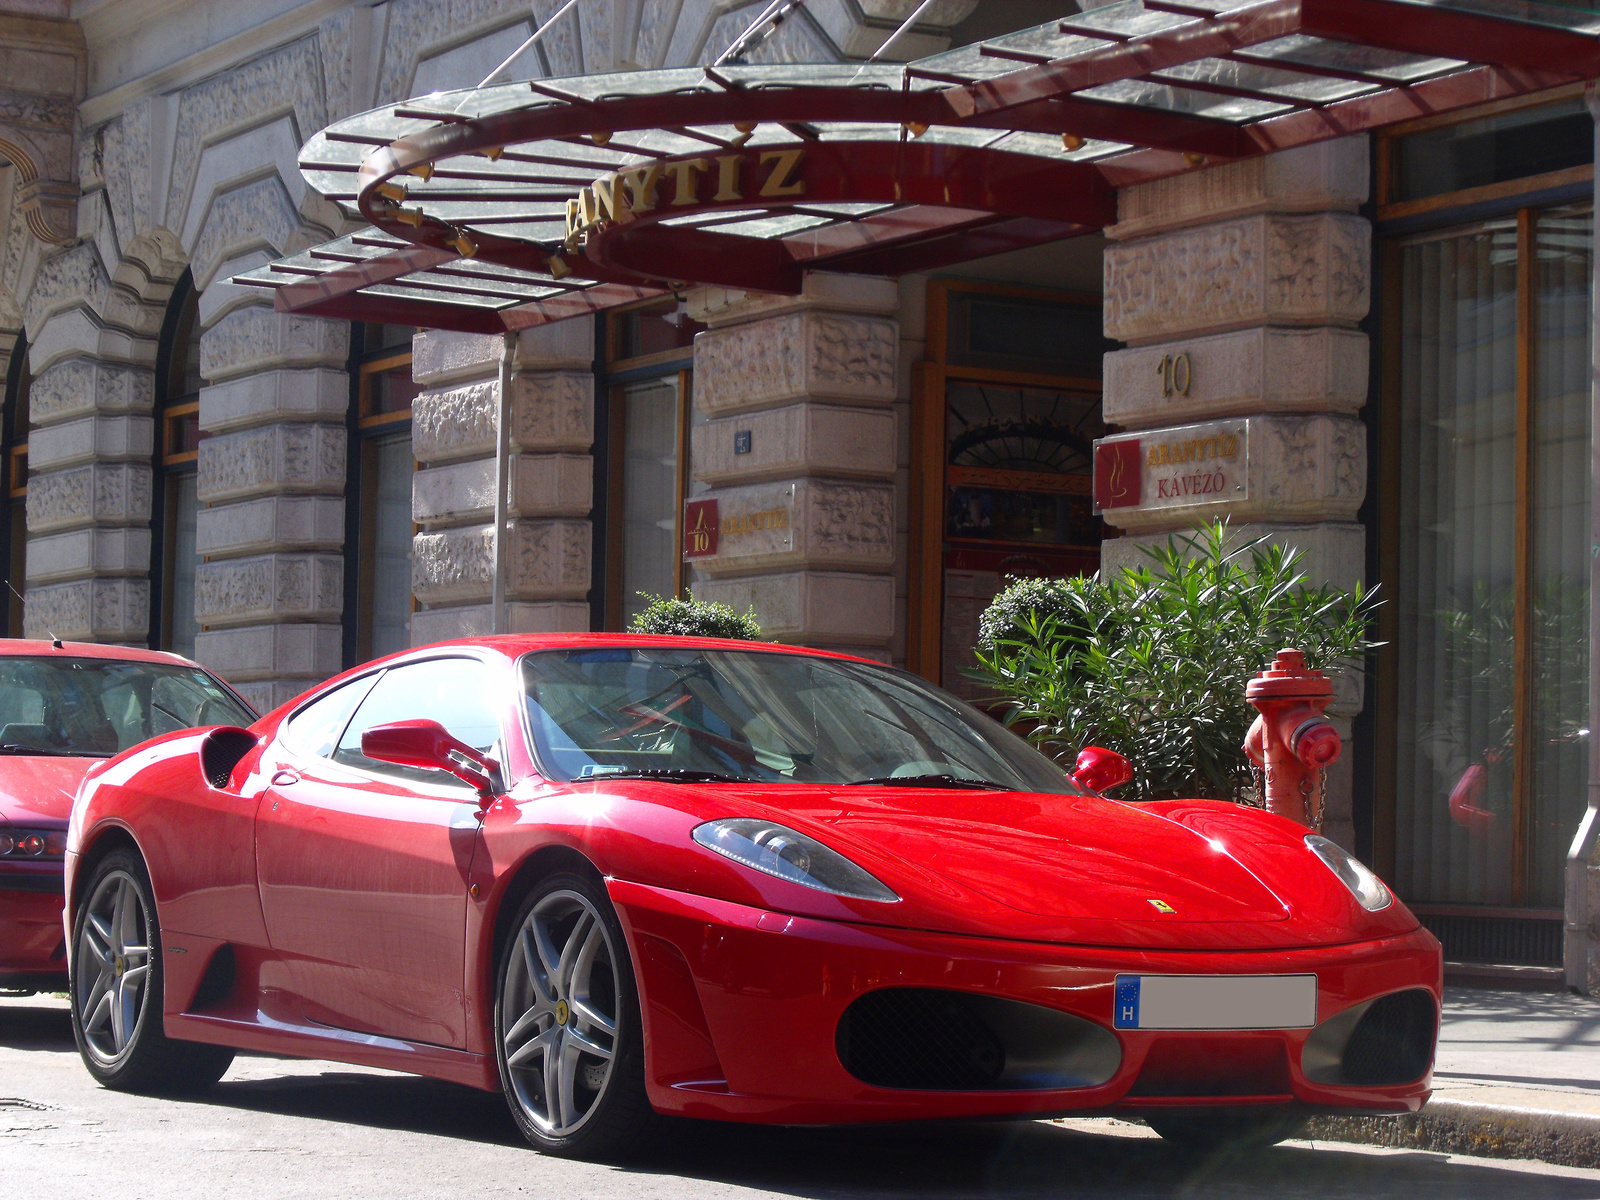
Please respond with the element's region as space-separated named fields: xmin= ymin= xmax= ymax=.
xmin=5 ymin=994 xmax=1600 ymax=1200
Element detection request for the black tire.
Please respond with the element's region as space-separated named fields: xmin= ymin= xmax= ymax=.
xmin=1145 ymin=1107 xmax=1307 ymax=1153
xmin=494 ymin=869 xmax=658 ymax=1158
xmin=70 ymin=848 xmax=234 ymax=1093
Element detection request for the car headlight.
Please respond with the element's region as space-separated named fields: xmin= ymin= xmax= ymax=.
xmin=693 ymin=819 xmax=899 ymax=902
xmin=1306 ymin=834 xmax=1392 ymax=912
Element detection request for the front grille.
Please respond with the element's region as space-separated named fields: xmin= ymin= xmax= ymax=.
xmin=838 ymin=989 xmax=1005 ymax=1090
xmin=1341 ymin=989 xmax=1436 ymax=1086
xmin=1417 ymin=912 xmax=1561 ymax=967
xmin=836 ymin=987 xmax=1122 ymax=1092
xmin=1128 ymin=1036 xmax=1291 ymax=1098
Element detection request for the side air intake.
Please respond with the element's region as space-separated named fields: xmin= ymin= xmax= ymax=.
xmin=200 ymin=728 xmax=257 ymax=791
xmin=1301 ymin=988 xmax=1437 ymax=1087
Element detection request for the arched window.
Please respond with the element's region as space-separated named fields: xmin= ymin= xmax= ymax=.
xmin=150 ymin=272 xmax=201 ymax=657
xmin=2 ymin=335 xmax=28 ymax=637
xmin=346 ymin=323 xmax=419 ymax=665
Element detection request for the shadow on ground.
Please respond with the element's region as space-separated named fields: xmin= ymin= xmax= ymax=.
xmin=0 ymin=998 xmax=72 ymax=1051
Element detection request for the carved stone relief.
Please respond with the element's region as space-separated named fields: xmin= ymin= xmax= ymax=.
xmin=197 ymin=423 xmax=347 ymax=503
xmin=193 ymin=551 xmax=344 ymax=626
xmin=199 ymin=305 xmax=349 ymax=384
xmin=411 ymin=370 xmax=594 ymax=464
xmin=26 ymin=462 xmax=152 ymax=533
xmin=23 ymin=577 xmax=149 ymax=641
xmin=29 ymin=357 xmax=154 ymax=424
xmin=694 ymin=310 xmax=898 ymax=414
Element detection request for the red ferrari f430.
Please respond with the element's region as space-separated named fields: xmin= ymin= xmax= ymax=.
xmin=65 ymin=636 xmax=1441 ymax=1157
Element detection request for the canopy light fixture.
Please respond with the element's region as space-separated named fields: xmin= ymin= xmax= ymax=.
xmin=408 ymin=163 xmax=435 ymax=180
xmin=392 ymin=207 xmax=425 ymax=227
xmin=546 ymin=251 xmax=571 ymax=278
xmin=451 ymin=231 xmax=479 ymax=258
xmin=1063 ymin=134 xmax=1085 ymax=151
xmin=906 ymin=121 xmax=929 ymax=138
xmin=376 ymin=181 xmax=409 ymax=202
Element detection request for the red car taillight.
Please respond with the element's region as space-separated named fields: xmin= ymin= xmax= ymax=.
xmin=0 ymin=829 xmax=66 ymax=858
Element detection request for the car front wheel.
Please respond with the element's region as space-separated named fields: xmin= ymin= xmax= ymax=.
xmin=494 ymin=870 xmax=657 ymax=1158
xmin=70 ymin=848 xmax=234 ymax=1092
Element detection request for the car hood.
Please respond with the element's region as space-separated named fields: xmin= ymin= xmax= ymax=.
xmin=0 ymin=756 xmax=98 ymax=825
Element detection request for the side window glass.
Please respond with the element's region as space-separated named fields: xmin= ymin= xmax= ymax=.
xmin=285 ymin=676 xmax=378 ymax=759
xmin=333 ymin=658 xmax=503 ymax=786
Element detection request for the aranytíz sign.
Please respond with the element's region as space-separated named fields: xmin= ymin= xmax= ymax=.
xmin=567 ymin=150 xmax=806 ymax=244
xmin=1092 ymin=419 xmax=1248 ymax=514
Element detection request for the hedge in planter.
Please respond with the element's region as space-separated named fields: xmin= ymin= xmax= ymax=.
xmin=628 ymin=594 xmax=763 ymax=640
xmin=973 ymin=522 xmax=1380 ymax=802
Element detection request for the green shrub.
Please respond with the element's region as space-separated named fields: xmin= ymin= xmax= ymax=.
xmin=628 ymin=594 xmax=762 ymax=641
xmin=972 ymin=521 xmax=1380 ymax=801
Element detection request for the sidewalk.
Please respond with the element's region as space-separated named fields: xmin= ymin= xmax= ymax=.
xmin=1308 ymin=985 xmax=1600 ymax=1166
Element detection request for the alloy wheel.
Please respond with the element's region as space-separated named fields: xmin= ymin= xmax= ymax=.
xmin=501 ymin=889 xmax=622 ymax=1137
xmin=76 ymin=870 xmax=151 ymax=1063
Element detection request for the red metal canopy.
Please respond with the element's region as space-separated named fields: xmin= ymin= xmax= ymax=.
xmin=237 ymin=0 xmax=1600 ymax=333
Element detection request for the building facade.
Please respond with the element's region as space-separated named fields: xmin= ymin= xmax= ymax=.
xmin=0 ymin=0 xmax=1594 ymax=986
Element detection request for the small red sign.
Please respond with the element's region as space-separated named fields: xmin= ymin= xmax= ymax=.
xmin=683 ymin=498 xmax=720 ymax=558
xmin=1093 ymin=439 xmax=1142 ymax=511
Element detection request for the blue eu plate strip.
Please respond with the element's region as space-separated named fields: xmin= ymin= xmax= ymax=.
xmin=1114 ymin=975 xmax=1140 ymax=1029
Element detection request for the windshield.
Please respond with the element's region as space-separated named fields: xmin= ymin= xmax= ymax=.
xmin=0 ymin=656 xmax=254 ymax=757
xmin=520 ymin=647 xmax=1083 ymax=793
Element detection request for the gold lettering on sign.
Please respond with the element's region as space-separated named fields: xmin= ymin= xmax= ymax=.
xmin=759 ymin=149 xmax=806 ymax=197
xmin=721 ymin=508 xmax=791 ymax=536
xmin=618 ymin=165 xmax=660 ymax=214
xmin=1146 ymin=433 xmax=1239 ymax=468
xmin=713 ymin=154 xmax=743 ymax=202
xmin=1156 ymin=352 xmax=1193 ymax=398
xmin=666 ymin=158 xmax=707 ymax=206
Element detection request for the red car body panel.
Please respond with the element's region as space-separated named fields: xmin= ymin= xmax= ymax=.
xmin=65 ymin=634 xmax=1443 ymax=1124
xmin=1 ymin=641 xmax=251 ymax=988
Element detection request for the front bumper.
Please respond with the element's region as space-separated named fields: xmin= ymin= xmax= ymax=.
xmin=0 ymin=865 xmax=67 ymax=986
xmin=610 ymin=879 xmax=1442 ymax=1125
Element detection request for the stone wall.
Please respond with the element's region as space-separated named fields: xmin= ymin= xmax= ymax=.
xmin=1097 ymin=137 xmax=1372 ymax=851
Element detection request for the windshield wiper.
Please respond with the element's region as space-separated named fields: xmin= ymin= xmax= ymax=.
xmin=848 ymin=773 xmax=1011 ymax=790
xmin=577 ymin=768 xmax=755 ymax=784
xmin=0 ymin=744 xmax=111 ymax=758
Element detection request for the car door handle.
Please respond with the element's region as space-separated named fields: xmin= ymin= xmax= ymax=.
xmin=271 ymin=769 xmax=300 ymax=787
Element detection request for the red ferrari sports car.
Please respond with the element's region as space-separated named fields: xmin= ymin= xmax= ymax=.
xmin=65 ymin=635 xmax=1440 ymax=1157
xmin=1 ymin=640 xmax=253 ymax=994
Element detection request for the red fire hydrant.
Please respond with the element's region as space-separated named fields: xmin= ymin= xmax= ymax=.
xmin=1243 ymin=648 xmax=1342 ymax=829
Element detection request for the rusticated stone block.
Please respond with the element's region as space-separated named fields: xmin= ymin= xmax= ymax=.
xmin=410 ymin=601 xmax=591 ymax=645
xmin=193 ymin=553 xmax=344 ymax=627
xmin=25 ymin=527 xmax=152 ymax=584
xmin=694 ymin=310 xmax=898 ymax=415
xmin=412 ymin=519 xmax=591 ymax=604
xmin=412 ymin=454 xmax=592 ymax=526
xmin=197 ymin=423 xmax=345 ymax=503
xmin=26 ymin=463 xmax=152 ymax=533
xmin=1104 ymin=212 xmax=1370 ymax=345
xmin=411 ymin=371 xmax=594 ymax=464
xmin=1100 ymin=520 xmax=1366 ymax=590
xmin=1097 ymin=414 xmax=1365 ymax=534
xmin=1110 ymin=137 xmax=1369 ymax=240
xmin=193 ymin=622 xmax=342 ymax=683
xmin=692 ymin=403 xmax=897 ymax=486
xmin=1103 ymin=327 xmax=1368 ymax=430
xmin=199 ymin=305 xmax=348 ymax=383
xmin=28 ymin=358 xmax=153 ymax=425
xmin=689 ymin=272 xmax=900 ymax=327
xmin=199 ymin=368 xmax=349 ymax=433
xmin=692 ymin=572 xmax=895 ymax=646
xmin=27 ymin=415 xmax=154 ymax=471
xmin=688 ymin=478 xmax=895 ymax=577
xmin=195 ymin=495 xmax=345 ymax=557
xmin=411 ymin=319 xmax=594 ymax=387
xmin=23 ymin=577 xmax=149 ymax=641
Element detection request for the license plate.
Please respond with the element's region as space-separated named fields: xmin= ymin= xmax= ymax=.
xmin=1113 ymin=974 xmax=1317 ymax=1031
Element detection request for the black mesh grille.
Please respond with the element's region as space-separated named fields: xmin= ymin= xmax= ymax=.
xmin=1417 ymin=913 xmax=1562 ymax=967
xmin=837 ymin=989 xmax=1006 ymax=1090
xmin=201 ymin=729 xmax=257 ymax=791
xmin=1341 ymin=989 xmax=1436 ymax=1086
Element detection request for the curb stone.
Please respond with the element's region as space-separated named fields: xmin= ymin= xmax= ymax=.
xmin=1305 ymin=1100 xmax=1600 ymax=1170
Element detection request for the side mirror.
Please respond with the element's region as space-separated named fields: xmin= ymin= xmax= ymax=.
xmin=1071 ymin=745 xmax=1133 ymax=794
xmin=361 ymin=719 xmax=499 ymax=799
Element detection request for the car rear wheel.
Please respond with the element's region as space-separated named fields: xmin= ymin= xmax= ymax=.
xmin=70 ymin=849 xmax=234 ymax=1092
xmin=1145 ymin=1107 xmax=1307 ymax=1153
xmin=494 ymin=870 xmax=656 ymax=1158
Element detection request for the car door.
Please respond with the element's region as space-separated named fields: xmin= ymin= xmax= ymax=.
xmin=254 ymin=656 xmax=507 ymax=1048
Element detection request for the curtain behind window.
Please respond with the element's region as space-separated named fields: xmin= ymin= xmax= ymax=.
xmin=167 ymin=475 xmax=199 ymax=660
xmin=621 ymin=375 xmax=681 ymax=628
xmin=370 ymin=435 xmax=413 ymax=658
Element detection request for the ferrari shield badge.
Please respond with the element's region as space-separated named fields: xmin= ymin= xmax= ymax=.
xmin=1147 ymin=898 xmax=1176 ymax=914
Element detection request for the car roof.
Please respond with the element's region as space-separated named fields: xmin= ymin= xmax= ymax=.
xmin=0 ymin=639 xmax=207 ymax=668
xmin=418 ymin=632 xmax=882 ymax=664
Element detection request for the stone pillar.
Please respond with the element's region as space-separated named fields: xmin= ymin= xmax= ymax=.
xmin=686 ymin=273 xmax=899 ymax=654
xmin=409 ymin=321 xmax=594 ymax=642
xmin=190 ymin=304 xmax=348 ymax=712
xmin=1096 ymin=139 xmax=1371 ymax=849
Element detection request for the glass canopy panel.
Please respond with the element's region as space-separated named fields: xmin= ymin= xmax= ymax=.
xmin=1150 ymin=58 xmax=1378 ymax=103
xmin=660 ymin=208 xmax=770 ymax=227
xmin=363 ymin=282 xmax=513 ymax=307
xmin=990 ymin=131 xmax=1132 ymax=162
xmin=709 ymin=212 xmax=837 ymax=237
xmin=1237 ymin=34 xmax=1468 ymax=83
xmin=1057 ymin=0 xmax=1201 ymax=39
xmin=398 ymin=270 xmax=559 ymax=299
xmin=792 ymin=202 xmax=896 ymax=216
xmin=810 ymin=122 xmax=917 ymax=141
xmin=1414 ymin=0 xmax=1600 ymax=32
xmin=1078 ymin=78 xmax=1296 ymax=121
xmin=420 ymin=202 xmax=568 ymax=222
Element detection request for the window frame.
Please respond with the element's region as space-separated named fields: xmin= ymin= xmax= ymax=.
xmin=1372 ymin=88 xmax=1595 ymax=915
xmin=2 ymin=335 xmax=27 ymax=638
xmin=149 ymin=272 xmax=203 ymax=655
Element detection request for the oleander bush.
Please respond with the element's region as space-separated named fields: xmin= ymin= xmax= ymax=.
xmin=972 ymin=521 xmax=1380 ymax=801
xmin=628 ymin=594 xmax=763 ymax=641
